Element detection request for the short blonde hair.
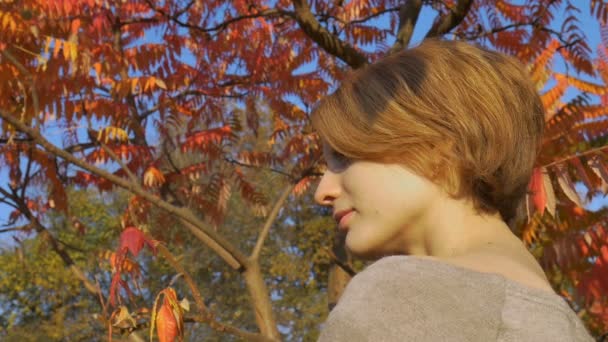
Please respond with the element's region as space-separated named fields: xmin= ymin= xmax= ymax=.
xmin=312 ymin=38 xmax=545 ymax=224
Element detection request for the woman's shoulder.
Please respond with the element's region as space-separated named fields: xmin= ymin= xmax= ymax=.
xmin=351 ymin=254 xmax=513 ymax=294
xmin=319 ymin=255 xmax=507 ymax=341
xmin=319 ymin=255 xmax=594 ymax=341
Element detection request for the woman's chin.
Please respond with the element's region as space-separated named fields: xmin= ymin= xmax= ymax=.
xmin=345 ymin=235 xmax=382 ymax=260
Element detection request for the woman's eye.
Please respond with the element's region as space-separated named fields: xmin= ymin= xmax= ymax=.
xmin=328 ymin=151 xmax=351 ymax=169
xmin=332 ymin=151 xmax=349 ymax=163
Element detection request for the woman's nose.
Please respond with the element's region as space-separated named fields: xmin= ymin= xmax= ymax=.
xmin=314 ymin=170 xmax=341 ymax=206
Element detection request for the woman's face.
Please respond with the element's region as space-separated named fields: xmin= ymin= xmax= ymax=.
xmin=314 ymin=142 xmax=442 ymax=259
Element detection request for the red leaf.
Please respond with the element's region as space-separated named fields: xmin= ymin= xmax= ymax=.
xmin=119 ymin=226 xmax=157 ymax=257
xmin=528 ymin=167 xmax=546 ymax=215
xmin=601 ymin=245 xmax=608 ymax=264
xmin=120 ymin=227 xmax=145 ymax=257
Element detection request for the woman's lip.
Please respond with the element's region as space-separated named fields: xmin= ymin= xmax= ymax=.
xmin=338 ymin=211 xmax=355 ymax=230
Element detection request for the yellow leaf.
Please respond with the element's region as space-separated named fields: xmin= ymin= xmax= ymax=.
xmin=111 ymin=306 xmax=137 ymax=329
xmin=179 ymin=298 xmax=190 ymax=312
xmin=69 ymin=42 xmax=77 ymax=63
xmin=97 ymin=126 xmax=128 ymax=143
xmin=155 ymin=78 xmax=167 ymax=90
xmin=542 ymin=168 xmax=556 ymax=217
xmin=131 ymin=78 xmax=139 ymax=95
xmin=555 ymin=163 xmax=582 ymax=206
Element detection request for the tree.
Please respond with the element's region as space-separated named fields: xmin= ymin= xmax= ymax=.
xmin=0 ymin=187 xmax=126 ymax=341
xmin=1 ymin=0 xmax=608 ymax=339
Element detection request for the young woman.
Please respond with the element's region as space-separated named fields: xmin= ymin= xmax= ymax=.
xmin=312 ymin=38 xmax=594 ymax=341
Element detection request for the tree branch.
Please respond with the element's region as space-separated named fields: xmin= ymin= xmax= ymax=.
xmin=1 ymin=48 xmax=39 ymax=125
xmin=251 ymin=183 xmax=295 ymax=260
xmin=0 ymin=187 xmax=102 ymax=296
xmin=324 ymin=247 xmax=357 ymax=277
xmin=0 ymin=137 xmax=33 ymax=144
xmin=425 ymin=0 xmax=473 ymax=38
xmin=155 ymin=243 xmax=208 ymax=314
xmin=0 ymin=224 xmax=31 ymax=234
xmin=89 ymin=129 xmax=139 ymax=185
xmin=542 ymin=144 xmax=608 ymax=170
xmin=184 ymin=316 xmax=274 ymax=342
xmin=64 ymin=141 xmax=97 ymax=154
xmin=316 ymin=7 xmax=400 ymax=26
xmin=144 ymin=0 xmax=293 ymax=34
xmin=0 ymin=111 xmax=249 ymax=270
xmin=20 ymin=146 xmax=33 ymax=199
xmin=389 ymin=0 xmax=423 ymax=54
xmin=224 ymin=157 xmax=294 ymax=180
xmin=291 ymin=0 xmax=368 ymax=69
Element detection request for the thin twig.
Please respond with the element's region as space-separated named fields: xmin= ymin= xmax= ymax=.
xmin=0 ymin=224 xmax=31 ymax=234
xmin=542 ymin=144 xmax=608 ymax=169
xmin=389 ymin=1 xmax=422 ymax=54
xmin=325 ymin=247 xmax=357 ymax=277
xmin=155 ymin=243 xmax=208 ymax=313
xmin=251 ymin=183 xmax=295 ymax=260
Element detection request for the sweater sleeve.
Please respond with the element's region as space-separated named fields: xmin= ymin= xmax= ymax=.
xmin=317 ymin=256 xmax=505 ymax=342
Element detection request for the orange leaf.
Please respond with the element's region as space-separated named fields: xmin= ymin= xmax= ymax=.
xmin=528 ymin=167 xmax=546 ymax=215
xmin=601 ymin=245 xmax=608 ymax=264
xmin=143 ymin=166 xmax=165 ymax=187
xmin=554 ymin=73 xmax=607 ymax=95
xmin=150 ymin=288 xmax=184 ymax=342
xmin=70 ymin=19 xmax=81 ymax=35
xmin=572 ymin=206 xmax=585 ymax=216
xmin=156 ymin=302 xmax=178 ymax=342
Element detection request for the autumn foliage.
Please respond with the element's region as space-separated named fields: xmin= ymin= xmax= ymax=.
xmin=1 ymin=0 xmax=608 ymax=340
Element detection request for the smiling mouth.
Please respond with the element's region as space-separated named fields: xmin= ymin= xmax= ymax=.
xmin=336 ymin=211 xmax=355 ymax=230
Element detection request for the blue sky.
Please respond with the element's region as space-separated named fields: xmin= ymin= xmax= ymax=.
xmin=0 ymin=2 xmax=605 ymax=248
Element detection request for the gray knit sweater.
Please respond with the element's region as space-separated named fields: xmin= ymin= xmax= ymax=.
xmin=318 ymin=255 xmax=595 ymax=341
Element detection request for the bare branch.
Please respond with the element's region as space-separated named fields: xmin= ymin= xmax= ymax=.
xmin=542 ymin=144 xmax=608 ymax=170
xmin=324 ymin=247 xmax=357 ymax=277
xmin=183 ymin=316 xmax=274 ymax=342
xmin=0 ymin=189 xmax=19 ymax=211
xmin=349 ymin=7 xmax=401 ymax=25
xmin=425 ymin=0 xmax=473 ymax=38
xmin=316 ymin=7 xmax=400 ymax=26
xmin=224 ymin=157 xmax=294 ymax=180
xmin=389 ymin=0 xmax=423 ymax=54
xmin=0 ymin=224 xmax=31 ymax=234
xmin=144 ymin=0 xmax=293 ymax=34
xmin=292 ymin=0 xmax=368 ymax=69
xmin=20 ymin=146 xmax=33 ymax=199
xmin=156 ymin=243 xmax=208 ymax=313
xmin=251 ymin=183 xmax=295 ymax=260
xmin=64 ymin=142 xmax=96 ymax=154
xmin=89 ymin=129 xmax=139 ymax=185
xmin=0 ymin=137 xmax=33 ymax=144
